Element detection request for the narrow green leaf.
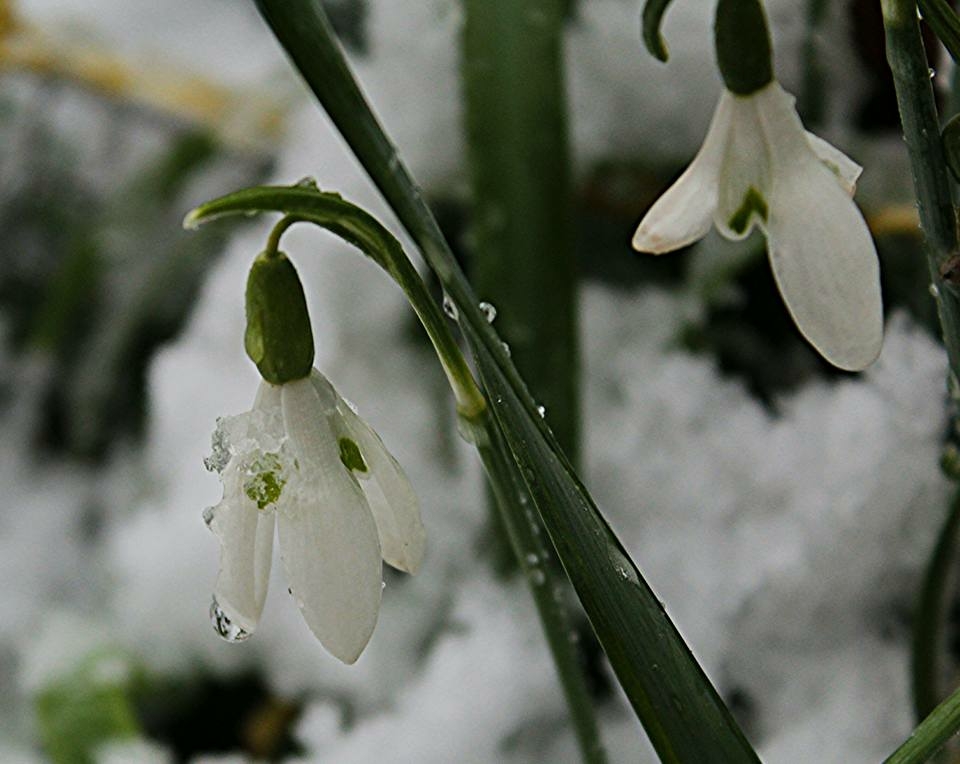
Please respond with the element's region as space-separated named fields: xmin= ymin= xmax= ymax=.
xmin=911 ymin=488 xmax=960 ymax=721
xmin=642 ymin=0 xmax=675 ymax=62
xmin=250 ymin=1 xmax=761 ymax=758
xmin=462 ymin=0 xmax=580 ymax=463
xmin=884 ymin=682 xmax=960 ymax=764
xmin=463 ymin=318 xmax=759 ymax=763
xmin=919 ymin=0 xmax=960 ymax=64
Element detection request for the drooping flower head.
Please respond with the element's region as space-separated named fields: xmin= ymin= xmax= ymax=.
xmin=633 ymin=0 xmax=883 ymax=371
xmin=203 ymin=248 xmax=424 ymax=663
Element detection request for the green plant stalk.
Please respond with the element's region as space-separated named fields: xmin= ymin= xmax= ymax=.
xmin=462 ymin=0 xmax=579 ymax=464
xmin=883 ymin=0 xmax=960 ymax=382
xmin=918 ymin=0 xmax=960 ymax=64
xmin=885 ymin=682 xmax=960 ymax=764
xmin=472 ymin=412 xmax=606 ymax=764
xmin=186 ymin=196 xmax=485 ymax=421
xmin=251 ymin=2 xmax=761 ymax=758
xmin=799 ymin=0 xmax=829 ymax=126
xmin=912 ymin=488 xmax=960 ymax=722
xmin=188 ymin=189 xmax=605 ymax=762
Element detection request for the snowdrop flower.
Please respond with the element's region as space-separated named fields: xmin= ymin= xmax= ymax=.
xmin=202 ymin=248 xmax=424 ymax=663
xmin=634 ymin=0 xmax=883 ymax=371
xmin=204 ymin=370 xmax=425 ymax=663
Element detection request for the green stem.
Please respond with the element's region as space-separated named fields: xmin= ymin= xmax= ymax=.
xmin=461 ymin=0 xmax=579 ymax=463
xmin=187 ymin=189 xmax=486 ymax=420
xmin=799 ymin=0 xmax=828 ymax=126
xmin=912 ymin=488 xmax=960 ymax=721
xmin=882 ymin=0 xmax=960 ymax=381
xmin=471 ymin=411 xmax=606 ymax=764
xmin=885 ymin=682 xmax=960 ymax=764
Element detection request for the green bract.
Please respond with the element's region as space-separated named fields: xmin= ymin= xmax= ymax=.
xmin=244 ymin=250 xmax=314 ymax=384
xmin=714 ymin=0 xmax=774 ymax=96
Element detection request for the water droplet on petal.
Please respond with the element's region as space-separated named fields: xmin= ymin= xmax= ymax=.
xmin=479 ymin=301 xmax=497 ymax=323
xmin=210 ymin=596 xmax=251 ymax=643
xmin=442 ymin=292 xmax=459 ymax=320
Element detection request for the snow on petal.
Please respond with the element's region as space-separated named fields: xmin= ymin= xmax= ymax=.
xmin=805 ymin=131 xmax=861 ymax=196
xmin=205 ymin=383 xmax=284 ymax=640
xmin=632 ymin=91 xmax=733 ymax=254
xmin=763 ymin=155 xmax=883 ymax=371
xmin=328 ymin=388 xmax=426 ymax=574
xmin=280 ymin=377 xmax=383 ymax=663
xmin=208 ymin=464 xmax=276 ymax=639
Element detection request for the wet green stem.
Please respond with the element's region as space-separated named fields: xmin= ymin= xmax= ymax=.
xmin=470 ymin=410 xmax=607 ymax=764
xmin=882 ymin=0 xmax=960 ymax=380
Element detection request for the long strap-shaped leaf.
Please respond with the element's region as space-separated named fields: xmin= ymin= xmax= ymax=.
xmin=251 ymin=1 xmax=759 ymax=759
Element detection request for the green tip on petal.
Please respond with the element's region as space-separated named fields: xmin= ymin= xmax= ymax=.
xmin=728 ymin=186 xmax=769 ymax=235
xmin=338 ymin=437 xmax=369 ymax=473
xmin=245 ymin=251 xmax=315 ymax=385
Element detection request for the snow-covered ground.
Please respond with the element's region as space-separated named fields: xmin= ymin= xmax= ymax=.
xmin=0 ymin=1 xmax=951 ymax=762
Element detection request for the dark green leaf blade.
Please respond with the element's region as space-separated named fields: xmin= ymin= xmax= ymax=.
xmin=462 ymin=318 xmax=759 ymax=763
xmin=885 ymin=682 xmax=960 ymax=764
xmin=918 ymin=0 xmax=960 ymax=63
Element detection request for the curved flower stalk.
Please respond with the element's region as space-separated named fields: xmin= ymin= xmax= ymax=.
xmin=635 ymin=0 xmax=883 ymax=372
xmin=205 ymin=368 xmax=425 ymax=663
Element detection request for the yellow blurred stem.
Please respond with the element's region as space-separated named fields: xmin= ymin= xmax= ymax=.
xmin=0 ymin=4 xmax=284 ymax=149
xmin=868 ymin=203 xmax=922 ymax=237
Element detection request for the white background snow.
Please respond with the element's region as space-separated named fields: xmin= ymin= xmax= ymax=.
xmin=0 ymin=0 xmax=952 ymax=762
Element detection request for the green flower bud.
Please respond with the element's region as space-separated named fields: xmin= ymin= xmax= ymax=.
xmin=244 ymin=251 xmax=314 ymax=384
xmin=714 ymin=0 xmax=774 ymax=96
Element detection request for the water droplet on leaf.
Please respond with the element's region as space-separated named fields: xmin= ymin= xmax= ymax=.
xmin=479 ymin=301 xmax=497 ymax=323
xmin=442 ymin=293 xmax=459 ymax=320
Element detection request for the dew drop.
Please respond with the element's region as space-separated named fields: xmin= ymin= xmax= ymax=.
xmin=500 ymin=341 xmax=511 ymax=357
xmin=525 ymin=553 xmax=539 ymax=566
xmin=442 ymin=292 xmax=459 ymax=320
xmin=210 ymin=596 xmax=251 ymax=643
xmin=479 ymin=301 xmax=497 ymax=323
xmin=530 ymin=569 xmax=546 ymax=586
xmin=295 ymin=176 xmax=320 ymax=189
xmin=616 ymin=565 xmax=630 ymax=581
xmin=536 ymin=405 xmax=546 ymax=418
xmin=930 ymin=283 xmax=940 ymax=298
xmin=202 ymin=506 xmax=215 ymax=528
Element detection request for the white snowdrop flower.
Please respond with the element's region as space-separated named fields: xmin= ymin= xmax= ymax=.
xmin=635 ymin=0 xmax=883 ymax=371
xmin=204 ymin=368 xmax=425 ymax=664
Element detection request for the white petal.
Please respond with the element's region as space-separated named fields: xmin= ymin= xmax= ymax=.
xmin=763 ymin=156 xmax=883 ymax=370
xmin=750 ymin=82 xmax=883 ymax=369
xmin=280 ymin=377 xmax=382 ymax=664
xmin=632 ymin=92 xmax=733 ymax=253
xmin=206 ymin=384 xmax=284 ymax=639
xmin=805 ymin=131 xmax=862 ymax=196
xmin=323 ymin=386 xmax=425 ymax=573
xmin=714 ymin=92 xmax=771 ymax=241
xmin=209 ymin=465 xmax=275 ymax=638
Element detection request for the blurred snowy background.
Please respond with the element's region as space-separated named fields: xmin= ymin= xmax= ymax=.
xmin=0 ymin=0 xmax=954 ymax=762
